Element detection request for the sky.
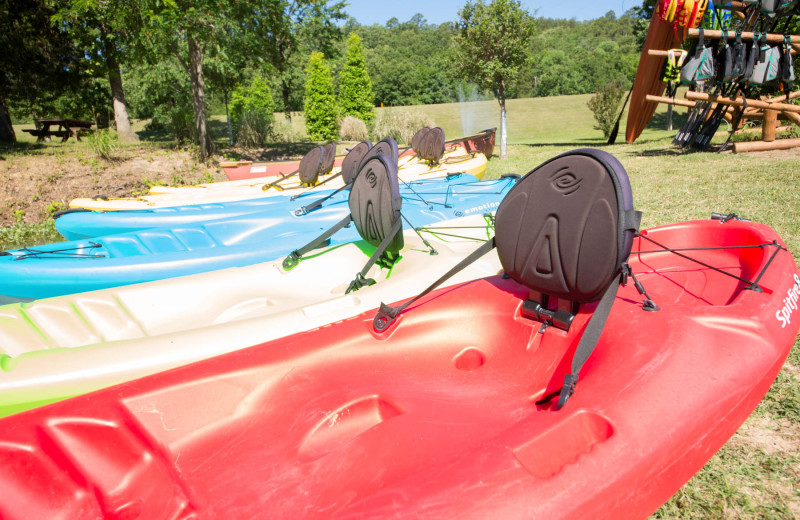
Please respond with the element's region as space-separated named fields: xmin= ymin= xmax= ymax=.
xmin=341 ymin=0 xmax=634 ymax=26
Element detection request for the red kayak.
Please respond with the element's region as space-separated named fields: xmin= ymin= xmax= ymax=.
xmin=0 ymin=150 xmax=797 ymax=520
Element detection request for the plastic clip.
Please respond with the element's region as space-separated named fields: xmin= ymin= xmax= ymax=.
xmin=282 ymin=252 xmax=301 ymax=271
xmin=373 ymin=302 xmax=399 ymax=332
xmin=555 ymin=374 xmax=578 ymax=410
xmin=345 ymin=273 xmax=375 ymax=294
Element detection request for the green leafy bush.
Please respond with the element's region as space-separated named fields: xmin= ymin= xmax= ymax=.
xmin=339 ymin=33 xmax=375 ymax=126
xmin=371 ymin=109 xmax=434 ymax=145
xmin=304 ymin=52 xmax=339 ymax=140
xmin=339 ymin=116 xmax=369 ymax=141
xmin=87 ymin=128 xmax=118 ymax=160
xmin=587 ymin=82 xmax=626 ymax=138
xmin=0 ymin=219 xmax=61 ymax=251
xmin=230 ymin=75 xmax=276 ymax=146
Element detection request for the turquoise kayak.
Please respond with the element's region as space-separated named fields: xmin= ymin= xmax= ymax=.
xmin=54 ymin=175 xmax=478 ymax=240
xmin=0 ymin=176 xmax=515 ymax=300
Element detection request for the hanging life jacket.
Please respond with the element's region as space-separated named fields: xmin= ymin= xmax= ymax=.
xmin=663 ymin=48 xmax=689 ymax=97
xmin=681 ymin=29 xmax=716 ymax=85
xmin=717 ymin=30 xmax=749 ymax=82
xmin=760 ymin=0 xmax=799 ymax=15
xmin=780 ymin=35 xmax=796 ymax=89
xmin=749 ymin=34 xmax=783 ymax=86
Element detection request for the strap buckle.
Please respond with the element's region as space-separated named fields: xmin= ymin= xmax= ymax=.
xmin=345 ymin=272 xmax=375 ymax=294
xmin=555 ymin=373 xmax=578 ymax=410
xmin=282 ymin=251 xmax=301 ymax=270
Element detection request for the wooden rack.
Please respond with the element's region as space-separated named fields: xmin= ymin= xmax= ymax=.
xmin=644 ymin=28 xmax=800 ymax=153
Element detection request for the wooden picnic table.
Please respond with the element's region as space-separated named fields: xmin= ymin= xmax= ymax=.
xmin=23 ymin=118 xmax=94 ymax=142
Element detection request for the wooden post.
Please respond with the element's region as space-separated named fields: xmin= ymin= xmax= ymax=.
xmin=763 ymin=110 xmax=778 ymax=142
xmin=782 ymin=110 xmax=800 ymax=127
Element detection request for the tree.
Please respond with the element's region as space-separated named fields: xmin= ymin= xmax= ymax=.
xmin=268 ymin=1 xmax=346 ymax=122
xmin=452 ymin=0 xmax=534 ymax=159
xmin=339 ymin=33 xmax=375 ymax=125
xmin=135 ymin=0 xmax=290 ymax=160
xmin=304 ymin=52 xmax=338 ymax=140
xmin=55 ymin=0 xmax=139 ymax=141
xmin=0 ymin=0 xmax=83 ymax=142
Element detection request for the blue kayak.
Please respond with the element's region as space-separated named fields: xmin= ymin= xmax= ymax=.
xmin=0 ymin=176 xmax=515 ymax=300
xmin=54 ymin=175 xmax=479 ymax=240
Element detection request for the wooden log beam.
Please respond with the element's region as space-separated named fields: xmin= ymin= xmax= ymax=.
xmin=764 ymin=90 xmax=800 ymax=103
xmin=734 ymin=138 xmax=800 ymax=153
xmin=645 ymin=94 xmax=697 ymax=107
xmin=715 ymin=125 xmax=792 ymax=137
xmin=687 ymin=28 xmax=800 ymax=44
xmin=685 ymin=92 xmax=800 ymax=113
xmin=782 ymin=110 xmax=800 ymax=127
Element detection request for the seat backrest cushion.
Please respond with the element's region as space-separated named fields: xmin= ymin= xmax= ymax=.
xmin=341 ymin=141 xmax=372 ymax=185
xmin=494 ymin=148 xmax=635 ymax=303
xmin=348 ymin=153 xmax=404 ymax=253
xmin=319 ymin=141 xmax=337 ymax=176
xmin=298 ymin=146 xmax=324 ymax=184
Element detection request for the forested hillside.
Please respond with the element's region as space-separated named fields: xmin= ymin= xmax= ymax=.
xmin=3 ymin=3 xmax=644 ymax=130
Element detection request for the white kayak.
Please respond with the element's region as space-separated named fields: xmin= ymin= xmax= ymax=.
xmin=0 ymin=214 xmax=500 ymax=417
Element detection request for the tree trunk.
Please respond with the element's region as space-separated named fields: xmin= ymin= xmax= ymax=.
xmin=187 ymin=36 xmax=213 ymax=161
xmin=0 ymin=93 xmax=15 ymax=143
xmin=106 ymin=46 xmax=138 ymax=142
xmin=498 ymin=81 xmax=507 ymax=160
xmin=282 ymin=79 xmax=292 ymax=123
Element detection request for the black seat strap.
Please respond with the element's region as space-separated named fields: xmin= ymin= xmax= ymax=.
xmin=345 ymin=218 xmax=404 ymax=294
xmin=262 ymin=169 xmax=299 ymax=191
xmin=294 ymin=183 xmax=349 ymax=216
xmin=555 ymin=271 xmax=622 ymax=410
xmin=282 ymin=215 xmax=352 ymax=270
xmin=373 ymin=237 xmax=496 ymax=331
xmin=290 ymin=171 xmax=344 ymax=201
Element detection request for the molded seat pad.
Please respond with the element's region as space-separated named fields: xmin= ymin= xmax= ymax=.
xmin=495 ymin=149 xmax=635 ymax=303
xmin=349 ymin=154 xmax=404 ymax=254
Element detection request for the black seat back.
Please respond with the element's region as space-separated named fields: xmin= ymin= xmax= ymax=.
xmin=319 ymin=141 xmax=337 ymax=176
xmin=298 ymin=146 xmax=324 ymax=184
xmin=349 ymin=152 xmax=404 ymax=254
xmin=419 ymin=126 xmax=445 ymax=162
xmin=358 ymin=138 xmax=399 ymax=172
xmin=495 ymin=148 xmax=637 ymax=303
xmin=341 ymin=141 xmax=372 ymax=185
xmin=411 ymin=126 xmax=430 ymax=154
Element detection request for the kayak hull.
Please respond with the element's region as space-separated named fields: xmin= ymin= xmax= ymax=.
xmin=625 ymin=13 xmax=680 ymax=143
xmin=0 ymin=219 xmax=796 ymax=519
xmin=1 ymin=177 xmax=515 ymax=299
xmin=0 ymin=215 xmax=499 ymax=416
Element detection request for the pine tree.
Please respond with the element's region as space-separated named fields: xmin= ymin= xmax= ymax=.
xmin=339 ymin=33 xmax=375 ymax=125
xmin=304 ymin=52 xmax=339 ymax=140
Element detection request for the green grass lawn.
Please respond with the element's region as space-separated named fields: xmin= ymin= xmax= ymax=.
xmin=3 ymin=93 xmax=799 ymax=518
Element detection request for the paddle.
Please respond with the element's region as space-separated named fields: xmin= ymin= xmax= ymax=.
xmin=607 ymin=81 xmax=635 ymax=145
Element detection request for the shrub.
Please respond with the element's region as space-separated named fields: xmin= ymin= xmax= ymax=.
xmin=339 ymin=116 xmax=369 ymax=141
xmin=230 ymin=75 xmax=276 ymax=146
xmin=88 ymin=128 xmax=118 ymax=160
xmin=304 ymin=52 xmax=339 ymax=140
xmin=339 ymin=33 xmax=375 ymax=126
xmin=271 ymin=119 xmax=304 ymax=143
xmin=587 ymin=82 xmax=626 ymax=138
xmin=371 ymin=109 xmax=434 ymax=145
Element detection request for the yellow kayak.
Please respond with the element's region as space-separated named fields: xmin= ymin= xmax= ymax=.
xmin=70 ymin=147 xmax=487 ymax=211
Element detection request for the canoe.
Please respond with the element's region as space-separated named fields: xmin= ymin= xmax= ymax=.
xmin=0 ymin=176 xmax=515 ymax=300
xmin=0 ymin=213 xmax=500 ymax=417
xmin=0 ymin=149 xmax=796 ymax=519
xmin=70 ymin=148 xmax=488 ymax=211
xmin=220 ymin=129 xmax=496 ymax=181
xmin=625 ymin=13 xmax=680 ymax=143
xmin=54 ymin=173 xmax=478 ymax=240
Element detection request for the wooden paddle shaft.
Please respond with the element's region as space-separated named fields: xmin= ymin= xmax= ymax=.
xmin=686 ymin=92 xmax=800 ymax=113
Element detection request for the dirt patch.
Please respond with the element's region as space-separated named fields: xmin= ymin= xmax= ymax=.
xmin=731 ymin=414 xmax=800 ymax=456
xmin=0 ymin=146 xmax=224 ymax=227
